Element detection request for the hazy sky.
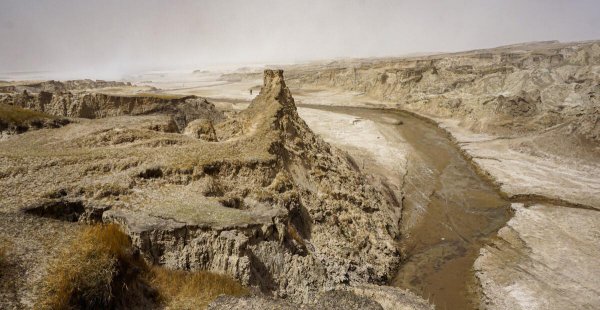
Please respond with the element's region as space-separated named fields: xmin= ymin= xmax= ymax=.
xmin=1 ymin=0 xmax=599 ymax=78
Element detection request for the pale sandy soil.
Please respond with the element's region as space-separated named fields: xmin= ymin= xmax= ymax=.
xmin=432 ymin=118 xmax=600 ymax=209
xmin=475 ymin=203 xmax=600 ymax=310
xmin=298 ymin=107 xmax=409 ymax=188
xmin=129 ymin=71 xmax=261 ymax=101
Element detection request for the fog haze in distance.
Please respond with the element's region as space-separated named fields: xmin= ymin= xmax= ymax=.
xmin=1 ymin=0 xmax=599 ymax=78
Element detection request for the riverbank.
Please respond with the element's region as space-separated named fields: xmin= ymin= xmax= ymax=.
xmin=99 ymin=63 xmax=600 ymax=309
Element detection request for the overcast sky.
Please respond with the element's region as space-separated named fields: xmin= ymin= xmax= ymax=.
xmin=1 ymin=0 xmax=599 ymax=78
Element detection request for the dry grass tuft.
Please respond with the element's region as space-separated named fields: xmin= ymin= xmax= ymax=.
xmin=36 ymin=224 xmax=133 ymax=310
xmin=150 ymin=266 xmax=248 ymax=309
xmin=37 ymin=224 xmax=248 ymax=309
xmin=287 ymin=221 xmax=307 ymax=249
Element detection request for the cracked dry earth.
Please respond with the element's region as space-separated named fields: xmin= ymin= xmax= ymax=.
xmin=0 ymin=70 xmax=430 ymax=309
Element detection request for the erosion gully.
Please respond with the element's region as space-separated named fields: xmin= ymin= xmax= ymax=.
xmin=303 ymin=105 xmax=511 ymax=310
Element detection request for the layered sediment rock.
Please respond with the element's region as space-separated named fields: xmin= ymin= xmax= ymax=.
xmin=0 ymin=103 xmax=70 ymax=138
xmin=249 ymin=41 xmax=599 ymax=310
xmin=0 ymin=91 xmax=224 ymax=131
xmin=277 ymin=41 xmax=600 ymax=144
xmin=0 ymin=79 xmax=131 ymax=93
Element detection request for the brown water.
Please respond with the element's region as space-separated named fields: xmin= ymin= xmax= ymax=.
xmin=305 ymin=105 xmax=511 ymax=310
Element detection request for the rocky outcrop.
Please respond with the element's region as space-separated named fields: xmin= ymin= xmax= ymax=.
xmin=208 ymin=286 xmax=433 ymax=310
xmin=216 ymin=42 xmax=600 ymax=309
xmin=0 ymin=79 xmax=131 ymax=93
xmin=0 ymin=103 xmax=70 ymax=138
xmin=208 ymin=291 xmax=384 ymax=310
xmin=279 ymin=41 xmax=600 ymax=144
xmin=0 ymin=91 xmax=224 ymax=131
xmin=104 ymin=70 xmax=403 ymax=303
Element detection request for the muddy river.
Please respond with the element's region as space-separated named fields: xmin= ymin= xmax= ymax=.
xmin=303 ymin=105 xmax=511 ymax=310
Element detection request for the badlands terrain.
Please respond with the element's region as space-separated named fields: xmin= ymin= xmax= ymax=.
xmin=0 ymin=40 xmax=599 ymax=309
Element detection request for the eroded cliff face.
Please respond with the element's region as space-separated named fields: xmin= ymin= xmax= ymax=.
xmin=0 ymin=91 xmax=223 ymax=131
xmin=0 ymin=70 xmax=425 ymax=308
xmin=0 ymin=79 xmax=131 ymax=93
xmin=281 ymin=41 xmax=600 ymax=144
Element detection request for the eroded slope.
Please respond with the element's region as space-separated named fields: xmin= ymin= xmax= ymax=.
xmin=0 ymin=70 xmax=428 ymax=308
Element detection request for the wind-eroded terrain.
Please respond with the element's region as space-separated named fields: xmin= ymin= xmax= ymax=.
xmin=1 ymin=40 xmax=599 ymax=310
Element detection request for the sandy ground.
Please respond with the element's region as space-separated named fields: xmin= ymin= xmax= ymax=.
xmin=129 ymin=71 xmax=261 ymax=102
xmin=433 ymin=118 xmax=600 ymax=209
xmin=475 ymin=203 xmax=600 ymax=310
xmin=298 ymin=107 xmax=409 ymax=187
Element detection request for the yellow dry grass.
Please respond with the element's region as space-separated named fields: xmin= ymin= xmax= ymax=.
xmin=36 ymin=224 xmax=131 ymax=310
xmin=150 ymin=267 xmax=248 ymax=309
xmin=0 ymin=103 xmax=54 ymax=125
xmin=36 ymin=224 xmax=248 ymax=309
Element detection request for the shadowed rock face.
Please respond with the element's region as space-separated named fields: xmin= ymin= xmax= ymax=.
xmin=0 ymin=70 xmax=427 ymax=308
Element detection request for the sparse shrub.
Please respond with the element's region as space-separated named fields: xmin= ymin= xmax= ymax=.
xmin=138 ymin=167 xmax=164 ymax=179
xmin=251 ymin=188 xmax=276 ymax=203
xmin=91 ymin=183 xmax=130 ymax=199
xmin=218 ymin=195 xmax=244 ymax=209
xmin=267 ymin=172 xmax=292 ymax=193
xmin=287 ymin=221 xmax=307 ymax=250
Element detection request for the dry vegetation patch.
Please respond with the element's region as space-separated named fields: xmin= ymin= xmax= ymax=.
xmin=35 ymin=224 xmax=139 ymax=309
xmin=36 ymin=224 xmax=247 ymax=309
xmin=0 ymin=239 xmax=8 ymax=267
xmin=0 ymin=103 xmax=55 ymax=125
xmin=150 ymin=267 xmax=248 ymax=309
